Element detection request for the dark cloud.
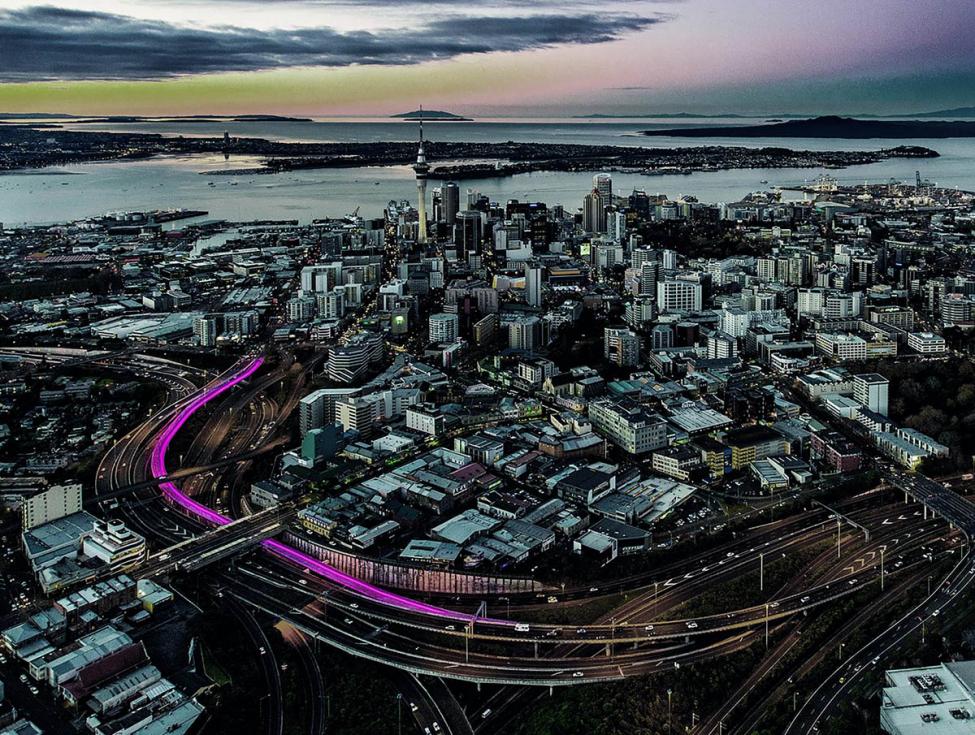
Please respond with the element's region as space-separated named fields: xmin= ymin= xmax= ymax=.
xmin=0 ymin=5 xmax=668 ymax=81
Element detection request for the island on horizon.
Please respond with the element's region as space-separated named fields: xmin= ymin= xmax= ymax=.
xmin=643 ymin=115 xmax=975 ymax=139
xmin=0 ymin=113 xmax=313 ymax=123
xmin=391 ymin=109 xmax=473 ymax=122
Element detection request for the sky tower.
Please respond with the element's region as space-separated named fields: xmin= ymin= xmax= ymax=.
xmin=413 ymin=108 xmax=430 ymax=244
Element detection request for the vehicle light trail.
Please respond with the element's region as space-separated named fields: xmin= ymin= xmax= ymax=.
xmin=150 ymin=356 xmax=507 ymax=624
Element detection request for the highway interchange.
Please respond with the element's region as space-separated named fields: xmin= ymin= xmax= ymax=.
xmin=16 ymin=345 xmax=975 ymax=734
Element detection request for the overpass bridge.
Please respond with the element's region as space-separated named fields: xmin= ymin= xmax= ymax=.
xmin=86 ymin=506 xmax=295 ymax=588
xmin=87 ymin=437 xmax=288 ymax=507
xmin=880 ymin=468 xmax=975 ymax=536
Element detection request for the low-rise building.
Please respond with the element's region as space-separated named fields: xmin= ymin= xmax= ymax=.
xmin=881 ymin=661 xmax=975 ymax=735
xmin=588 ymin=398 xmax=668 ymax=455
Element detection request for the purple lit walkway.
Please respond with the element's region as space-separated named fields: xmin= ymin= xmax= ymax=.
xmin=150 ymin=356 xmax=508 ymax=624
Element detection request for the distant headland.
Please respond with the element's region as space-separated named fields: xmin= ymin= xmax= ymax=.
xmin=642 ymin=115 xmax=975 ymax=139
xmin=391 ymin=110 xmax=473 ymax=122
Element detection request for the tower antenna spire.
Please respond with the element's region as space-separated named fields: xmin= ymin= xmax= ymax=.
xmin=413 ymin=104 xmax=430 ymax=244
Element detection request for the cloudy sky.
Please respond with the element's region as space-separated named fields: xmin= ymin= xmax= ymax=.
xmin=1 ymin=0 xmax=974 ymax=116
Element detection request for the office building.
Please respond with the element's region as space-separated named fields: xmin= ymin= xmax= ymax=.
xmin=334 ymin=395 xmax=379 ymax=438
xmin=441 ymin=181 xmax=460 ymax=225
xmin=657 ymin=280 xmax=703 ymax=313
xmin=82 ymin=520 xmax=147 ymax=567
xmin=22 ymin=484 xmax=83 ymax=530
xmin=525 ymin=263 xmax=543 ymax=308
xmin=707 ymin=331 xmax=738 ymax=360
xmin=287 ymin=293 xmax=316 ymax=323
xmin=300 ymin=263 xmax=341 ymax=293
xmin=327 ymin=333 xmax=384 ymax=384
xmin=406 ymin=405 xmax=446 ymax=436
xmin=193 ymin=316 xmax=218 ymax=347
xmin=588 ymin=399 xmax=668 ymax=455
xmin=299 ymin=388 xmax=361 ymax=435
xmin=508 ymin=316 xmax=545 ymax=353
xmin=853 ymin=373 xmax=889 ymax=416
xmin=604 ymin=328 xmax=641 ymax=367
xmin=454 ymin=210 xmax=484 ymax=260
xmin=593 ymin=173 xmax=612 ymax=203
xmin=429 ymin=313 xmax=459 ymax=344
xmin=301 ymin=424 xmax=344 ymax=466
xmin=582 ymin=189 xmax=607 ymax=234
xmin=907 ymin=332 xmax=947 ymax=354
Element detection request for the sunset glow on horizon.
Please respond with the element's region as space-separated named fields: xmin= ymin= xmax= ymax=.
xmin=1 ymin=0 xmax=974 ymax=116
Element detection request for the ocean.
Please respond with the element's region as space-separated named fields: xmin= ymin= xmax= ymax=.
xmin=2 ymin=117 xmax=974 ymax=226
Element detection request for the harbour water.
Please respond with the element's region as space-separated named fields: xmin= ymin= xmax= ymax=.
xmin=2 ymin=118 xmax=975 ymax=226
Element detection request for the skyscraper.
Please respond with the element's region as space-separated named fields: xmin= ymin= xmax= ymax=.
xmin=413 ymin=113 xmax=430 ymax=244
xmin=593 ymin=173 xmax=612 ymax=203
xmin=525 ymin=262 xmax=543 ymax=308
xmin=193 ymin=315 xmax=218 ymax=346
xmin=604 ymin=327 xmax=641 ymax=366
xmin=442 ymin=181 xmax=460 ymax=225
xmin=454 ymin=210 xmax=484 ymax=261
xmin=582 ymin=189 xmax=606 ymax=233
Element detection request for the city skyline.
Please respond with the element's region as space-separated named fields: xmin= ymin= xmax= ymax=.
xmin=1 ymin=0 xmax=975 ymax=116
xmin=5 ymin=4 xmax=975 ymax=735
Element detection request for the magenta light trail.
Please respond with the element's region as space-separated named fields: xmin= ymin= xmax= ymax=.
xmin=150 ymin=356 xmax=509 ymax=624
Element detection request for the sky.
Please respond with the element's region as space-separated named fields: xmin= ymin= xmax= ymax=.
xmin=0 ymin=0 xmax=974 ymax=117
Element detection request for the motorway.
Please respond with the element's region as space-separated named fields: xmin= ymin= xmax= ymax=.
xmin=94 ymin=355 xmax=968 ymax=679
xmin=71 ymin=347 xmax=975 ymax=730
xmin=784 ymin=466 xmax=975 ymax=733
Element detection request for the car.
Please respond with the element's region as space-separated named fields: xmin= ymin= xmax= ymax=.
xmin=932 ymin=609 xmax=941 ymax=617
xmin=769 ymin=602 xmax=780 ymax=609
xmin=349 ymin=603 xmax=359 ymax=609
xmin=432 ymin=723 xmax=441 ymax=732
xmin=344 ymin=618 xmax=353 ymax=625
xmin=572 ymin=671 xmax=584 ymax=678
xmin=576 ymin=628 xmax=587 ymax=635
xmin=800 ymin=596 xmax=811 ymax=604
xmin=409 ymin=703 xmax=418 ymax=713
xmin=481 ymin=709 xmax=493 ymax=719
xmin=848 ymin=578 xmax=858 ymax=586
xmin=687 ymin=621 xmax=699 ymax=630
xmin=547 ymin=596 xmax=559 ymax=604
xmin=19 ymin=674 xmax=28 ymax=683
xmin=29 ymin=685 xmax=38 ymax=695
xmin=445 ymin=624 xmax=456 ymax=631
xmin=644 ymin=625 xmax=655 ymax=632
